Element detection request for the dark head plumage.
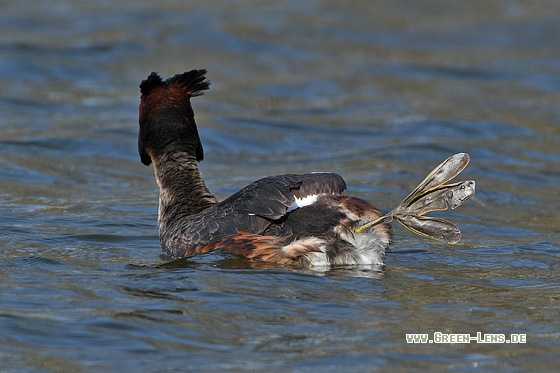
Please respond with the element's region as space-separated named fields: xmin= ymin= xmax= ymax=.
xmin=139 ymin=72 xmax=164 ymax=96
xmin=138 ymin=69 xmax=210 ymax=165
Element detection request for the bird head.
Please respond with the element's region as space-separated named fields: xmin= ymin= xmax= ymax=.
xmin=138 ymin=69 xmax=209 ymax=165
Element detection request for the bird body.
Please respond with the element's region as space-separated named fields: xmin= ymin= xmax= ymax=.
xmin=138 ymin=70 xmax=475 ymax=267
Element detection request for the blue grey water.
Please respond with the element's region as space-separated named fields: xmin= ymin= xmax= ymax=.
xmin=1 ymin=1 xmax=559 ymax=372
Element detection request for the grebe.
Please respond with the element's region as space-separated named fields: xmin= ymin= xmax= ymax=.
xmin=138 ymin=69 xmax=475 ymax=267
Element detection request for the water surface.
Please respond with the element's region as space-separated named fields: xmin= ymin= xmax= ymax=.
xmin=1 ymin=1 xmax=560 ymax=372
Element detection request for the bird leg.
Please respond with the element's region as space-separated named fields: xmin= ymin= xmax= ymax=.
xmin=356 ymin=153 xmax=475 ymax=244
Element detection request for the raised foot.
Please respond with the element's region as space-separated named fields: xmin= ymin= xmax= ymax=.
xmin=356 ymin=153 xmax=475 ymax=243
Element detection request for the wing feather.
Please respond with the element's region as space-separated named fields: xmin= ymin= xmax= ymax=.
xmin=170 ymin=172 xmax=347 ymax=258
xmin=221 ymin=172 xmax=346 ymax=221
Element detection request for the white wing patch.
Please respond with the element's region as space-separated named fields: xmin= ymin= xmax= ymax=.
xmin=286 ymin=194 xmax=320 ymax=212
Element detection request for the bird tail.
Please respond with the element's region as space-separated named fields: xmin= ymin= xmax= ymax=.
xmin=356 ymin=153 xmax=475 ymax=244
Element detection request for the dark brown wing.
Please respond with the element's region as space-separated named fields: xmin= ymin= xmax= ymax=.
xmin=223 ymin=172 xmax=346 ymax=219
xmin=168 ymin=173 xmax=347 ymax=258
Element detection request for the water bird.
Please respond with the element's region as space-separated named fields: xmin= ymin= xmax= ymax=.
xmin=138 ymin=69 xmax=475 ymax=267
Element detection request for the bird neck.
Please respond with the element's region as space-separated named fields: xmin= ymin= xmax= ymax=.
xmin=152 ymin=152 xmax=218 ymax=229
